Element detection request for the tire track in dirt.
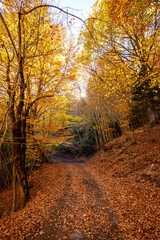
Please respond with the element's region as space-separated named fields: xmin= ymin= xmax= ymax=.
xmin=35 ymin=162 xmax=124 ymax=240
xmin=75 ymin=165 xmax=123 ymax=239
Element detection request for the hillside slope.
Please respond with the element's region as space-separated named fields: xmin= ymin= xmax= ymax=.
xmin=87 ymin=124 xmax=160 ymax=239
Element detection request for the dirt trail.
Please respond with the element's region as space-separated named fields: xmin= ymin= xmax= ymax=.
xmin=35 ymin=160 xmax=123 ymax=240
xmin=0 ymin=158 xmax=125 ymax=239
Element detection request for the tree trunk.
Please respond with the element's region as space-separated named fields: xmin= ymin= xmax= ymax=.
xmin=12 ymin=119 xmax=29 ymax=211
xmin=12 ymin=11 xmax=29 ymax=211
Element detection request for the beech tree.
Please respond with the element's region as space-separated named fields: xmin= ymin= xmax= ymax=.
xmin=0 ymin=0 xmax=80 ymax=210
xmin=79 ymin=0 xmax=160 ymax=131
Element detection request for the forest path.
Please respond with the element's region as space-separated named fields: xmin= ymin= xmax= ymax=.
xmin=0 ymin=158 xmax=124 ymax=240
xmin=35 ymin=159 xmax=123 ymax=240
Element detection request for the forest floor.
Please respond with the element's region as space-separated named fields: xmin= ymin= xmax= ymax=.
xmin=0 ymin=124 xmax=160 ymax=239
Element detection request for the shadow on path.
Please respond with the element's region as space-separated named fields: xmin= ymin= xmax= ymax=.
xmin=52 ymin=155 xmax=86 ymax=164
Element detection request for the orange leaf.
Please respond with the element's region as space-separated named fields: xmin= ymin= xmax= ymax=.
xmin=22 ymin=10 xmax=27 ymax=14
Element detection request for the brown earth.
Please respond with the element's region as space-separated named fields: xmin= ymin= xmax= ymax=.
xmin=0 ymin=124 xmax=160 ymax=239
